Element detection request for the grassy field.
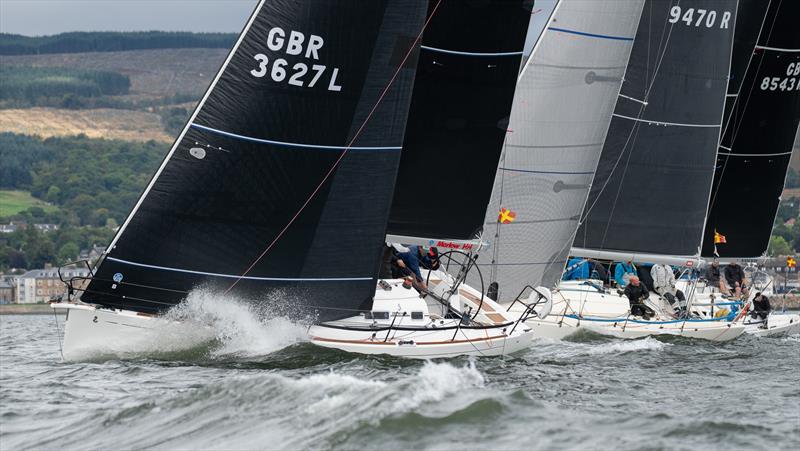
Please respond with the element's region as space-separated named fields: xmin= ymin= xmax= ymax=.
xmin=0 ymin=107 xmax=173 ymax=143
xmin=0 ymin=190 xmax=59 ymax=217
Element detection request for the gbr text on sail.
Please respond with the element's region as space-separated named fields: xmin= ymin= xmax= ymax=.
xmin=250 ymin=27 xmax=342 ymax=91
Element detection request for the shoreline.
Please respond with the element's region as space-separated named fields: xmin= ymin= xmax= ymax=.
xmin=0 ymin=304 xmax=64 ymax=315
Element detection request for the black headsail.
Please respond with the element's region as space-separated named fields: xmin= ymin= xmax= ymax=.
xmin=386 ymin=0 xmax=533 ymax=246
xmin=81 ymin=0 xmax=429 ymax=320
xmin=574 ymin=0 xmax=737 ymax=261
xmin=701 ymin=0 xmax=800 ymax=258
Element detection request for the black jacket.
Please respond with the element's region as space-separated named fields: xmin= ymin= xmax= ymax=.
xmin=706 ymin=265 xmax=721 ymax=283
xmin=624 ymin=283 xmax=649 ymax=306
xmin=752 ymin=295 xmax=771 ymax=314
xmin=724 ymin=264 xmax=745 ymax=286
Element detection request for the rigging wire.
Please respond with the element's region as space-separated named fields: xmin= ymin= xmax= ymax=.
xmin=224 ymin=0 xmax=444 ymax=294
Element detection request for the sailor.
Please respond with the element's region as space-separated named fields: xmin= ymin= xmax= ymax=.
xmin=613 ymin=260 xmax=637 ymax=287
xmin=723 ymin=261 xmax=747 ymax=298
xmin=623 ymin=275 xmax=654 ymax=319
xmin=650 ymin=263 xmax=687 ymax=316
xmin=588 ymin=259 xmax=609 ymax=286
xmin=396 ymin=245 xmax=440 ymax=291
xmin=705 ymin=258 xmax=725 ymax=294
xmin=750 ymin=292 xmax=771 ymax=329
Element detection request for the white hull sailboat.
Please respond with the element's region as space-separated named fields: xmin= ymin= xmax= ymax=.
xmin=505 ymin=280 xmax=746 ymax=342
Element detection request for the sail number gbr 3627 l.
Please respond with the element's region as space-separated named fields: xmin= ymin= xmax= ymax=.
xmin=250 ymin=27 xmax=342 ymax=92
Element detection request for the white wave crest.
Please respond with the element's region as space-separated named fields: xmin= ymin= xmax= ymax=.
xmin=582 ymin=337 xmax=668 ymax=355
xmin=167 ymin=288 xmax=309 ymax=357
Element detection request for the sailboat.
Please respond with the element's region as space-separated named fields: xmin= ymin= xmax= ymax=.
xmin=309 ymin=0 xmax=548 ymax=357
xmin=691 ymin=0 xmax=800 ymax=337
xmin=530 ymin=0 xmax=747 ymax=341
xmin=52 ymin=0 xmax=540 ymax=360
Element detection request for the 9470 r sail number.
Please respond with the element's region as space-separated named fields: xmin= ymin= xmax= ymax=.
xmin=249 ymin=28 xmax=342 ymax=91
xmin=668 ymin=6 xmax=731 ymax=28
xmin=760 ymin=62 xmax=800 ymax=91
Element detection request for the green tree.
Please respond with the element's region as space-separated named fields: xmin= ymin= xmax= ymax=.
xmin=769 ymin=236 xmax=792 ymax=256
xmin=57 ymin=242 xmax=80 ymax=264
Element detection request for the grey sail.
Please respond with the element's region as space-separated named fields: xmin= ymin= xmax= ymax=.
xmin=474 ymin=0 xmax=644 ymax=300
xmin=573 ymin=0 xmax=738 ymax=263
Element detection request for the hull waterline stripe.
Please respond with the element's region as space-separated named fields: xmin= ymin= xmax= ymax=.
xmin=612 ymin=113 xmax=721 ymax=128
xmin=548 ymin=27 xmax=634 ymax=42
xmin=500 ymin=167 xmax=593 ymax=175
xmin=718 ymin=150 xmax=793 ymax=157
xmin=191 ymin=124 xmax=401 ymax=151
xmin=754 ymin=45 xmax=800 ymax=52
xmin=420 ymin=45 xmax=523 ymax=57
xmin=106 ymin=257 xmax=371 ymax=282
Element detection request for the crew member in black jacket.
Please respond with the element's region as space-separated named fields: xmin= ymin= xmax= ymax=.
xmin=624 ymin=276 xmax=655 ymax=319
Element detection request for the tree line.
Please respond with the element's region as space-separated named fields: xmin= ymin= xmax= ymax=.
xmin=0 ymin=66 xmax=130 ymax=108
xmin=0 ymin=31 xmax=237 ymax=56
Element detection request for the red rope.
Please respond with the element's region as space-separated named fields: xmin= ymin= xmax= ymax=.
xmin=225 ymin=1 xmax=443 ymax=293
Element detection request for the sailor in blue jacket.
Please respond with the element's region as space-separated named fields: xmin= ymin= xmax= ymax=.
xmin=614 ymin=260 xmax=637 ymax=287
xmin=396 ymin=246 xmax=440 ymax=291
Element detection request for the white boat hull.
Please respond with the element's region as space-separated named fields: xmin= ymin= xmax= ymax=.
xmin=52 ymin=303 xmax=215 ymax=361
xmin=506 ymin=281 xmax=746 ymax=342
xmin=743 ymin=313 xmax=800 ymax=338
xmin=309 ymin=322 xmax=533 ymax=358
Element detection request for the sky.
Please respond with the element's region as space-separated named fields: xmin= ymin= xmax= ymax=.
xmin=1 ymin=0 xmax=557 ymax=47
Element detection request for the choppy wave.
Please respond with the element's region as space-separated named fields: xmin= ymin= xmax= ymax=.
xmin=168 ymin=289 xmax=310 ymax=358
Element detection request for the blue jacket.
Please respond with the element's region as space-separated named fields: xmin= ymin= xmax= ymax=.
xmin=563 ymin=258 xmax=590 ymax=280
xmin=397 ymin=246 xmax=423 ymax=281
xmin=614 ymin=262 xmax=637 ymax=287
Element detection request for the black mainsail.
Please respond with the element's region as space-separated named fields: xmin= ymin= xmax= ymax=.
xmin=701 ymin=0 xmax=800 ymax=258
xmin=573 ymin=0 xmax=737 ymax=262
xmin=81 ymin=0 xmax=429 ymax=320
xmin=386 ymin=0 xmax=533 ymax=246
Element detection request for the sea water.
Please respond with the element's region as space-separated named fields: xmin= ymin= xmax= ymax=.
xmin=1 ymin=301 xmax=798 ymax=450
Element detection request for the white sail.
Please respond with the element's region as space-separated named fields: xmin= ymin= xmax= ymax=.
xmin=476 ymin=0 xmax=644 ymax=301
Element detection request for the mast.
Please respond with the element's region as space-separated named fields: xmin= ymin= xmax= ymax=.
xmin=80 ymin=0 xmax=429 ymax=320
xmin=473 ymin=0 xmax=644 ymax=299
xmin=573 ymin=0 xmax=738 ymax=264
xmin=701 ymin=0 xmax=800 ymax=258
xmin=386 ymin=0 xmax=533 ymax=248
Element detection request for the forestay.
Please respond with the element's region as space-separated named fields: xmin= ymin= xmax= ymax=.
xmin=702 ymin=0 xmax=800 ymax=258
xmin=574 ymin=0 xmax=737 ymax=260
xmin=387 ymin=0 xmax=532 ymax=247
xmin=475 ymin=0 xmax=644 ymax=300
xmin=81 ymin=0 xmax=428 ymax=320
